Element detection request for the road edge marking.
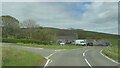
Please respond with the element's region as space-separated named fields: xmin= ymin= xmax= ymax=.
xmin=46 ymin=49 xmax=64 ymax=59
xmin=84 ymin=58 xmax=93 ymax=68
xmin=44 ymin=50 xmax=59 ymax=68
xmin=45 ymin=51 xmax=57 ymax=59
xmin=43 ymin=59 xmax=50 ymax=68
xmin=100 ymin=49 xmax=119 ymax=64
xmin=21 ymin=46 xmax=44 ymax=49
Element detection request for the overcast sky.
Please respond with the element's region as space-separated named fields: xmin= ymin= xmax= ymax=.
xmin=1 ymin=0 xmax=119 ymax=2
xmin=1 ymin=1 xmax=118 ymax=34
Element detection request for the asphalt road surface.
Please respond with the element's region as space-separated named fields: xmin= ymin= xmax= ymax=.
xmin=2 ymin=43 xmax=119 ymax=68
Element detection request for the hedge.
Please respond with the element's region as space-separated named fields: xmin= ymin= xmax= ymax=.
xmin=2 ymin=38 xmax=49 ymax=45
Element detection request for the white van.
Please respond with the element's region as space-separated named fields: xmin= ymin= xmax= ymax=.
xmin=73 ymin=40 xmax=87 ymax=45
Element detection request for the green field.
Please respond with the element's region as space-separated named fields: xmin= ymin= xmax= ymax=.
xmin=102 ymin=39 xmax=119 ymax=62
xmin=16 ymin=43 xmax=83 ymax=49
xmin=2 ymin=46 xmax=46 ymax=66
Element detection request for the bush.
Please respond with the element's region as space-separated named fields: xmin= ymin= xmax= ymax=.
xmin=2 ymin=38 xmax=49 ymax=45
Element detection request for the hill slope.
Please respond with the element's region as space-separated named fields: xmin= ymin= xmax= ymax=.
xmin=44 ymin=27 xmax=118 ymax=39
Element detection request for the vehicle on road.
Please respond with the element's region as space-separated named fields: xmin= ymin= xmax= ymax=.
xmin=59 ymin=42 xmax=65 ymax=45
xmin=58 ymin=40 xmax=65 ymax=45
xmin=72 ymin=40 xmax=87 ymax=46
xmin=87 ymin=42 xmax=93 ymax=46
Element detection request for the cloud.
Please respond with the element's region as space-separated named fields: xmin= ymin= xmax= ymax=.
xmin=0 ymin=2 xmax=2 ymax=15
xmin=1 ymin=0 xmax=120 ymax=2
xmin=1 ymin=2 xmax=118 ymax=34
xmin=80 ymin=2 xmax=118 ymax=34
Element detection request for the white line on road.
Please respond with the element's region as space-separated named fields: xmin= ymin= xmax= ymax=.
xmin=36 ymin=47 xmax=43 ymax=49
xmin=22 ymin=46 xmax=44 ymax=49
xmin=43 ymin=59 xmax=50 ymax=68
xmin=45 ymin=49 xmax=65 ymax=59
xmin=85 ymin=58 xmax=93 ymax=68
xmin=44 ymin=50 xmax=62 ymax=68
xmin=83 ymin=49 xmax=93 ymax=68
xmin=45 ymin=51 xmax=57 ymax=59
xmin=83 ymin=50 xmax=88 ymax=56
xmin=44 ymin=49 xmax=65 ymax=68
xmin=55 ymin=49 xmax=66 ymax=52
xmin=50 ymin=60 xmax=53 ymax=63
xmin=100 ymin=49 xmax=119 ymax=64
xmin=83 ymin=53 xmax=85 ymax=56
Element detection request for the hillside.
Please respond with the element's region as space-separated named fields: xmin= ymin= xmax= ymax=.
xmin=44 ymin=27 xmax=118 ymax=39
xmin=1 ymin=15 xmax=118 ymax=41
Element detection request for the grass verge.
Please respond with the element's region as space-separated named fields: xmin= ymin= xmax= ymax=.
xmin=2 ymin=46 xmax=46 ymax=66
xmin=0 ymin=46 xmax=2 ymax=67
xmin=102 ymin=39 xmax=119 ymax=63
xmin=102 ymin=46 xmax=119 ymax=63
xmin=16 ymin=43 xmax=83 ymax=49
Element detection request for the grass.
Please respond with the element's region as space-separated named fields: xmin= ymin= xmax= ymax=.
xmin=2 ymin=46 xmax=46 ymax=66
xmin=102 ymin=46 xmax=119 ymax=62
xmin=0 ymin=46 xmax=2 ymax=67
xmin=102 ymin=39 xmax=119 ymax=63
xmin=16 ymin=43 xmax=83 ymax=49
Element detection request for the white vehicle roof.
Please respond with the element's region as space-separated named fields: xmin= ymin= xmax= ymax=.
xmin=75 ymin=40 xmax=86 ymax=41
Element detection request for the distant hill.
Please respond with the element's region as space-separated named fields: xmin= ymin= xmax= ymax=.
xmin=1 ymin=15 xmax=118 ymax=39
xmin=44 ymin=27 xmax=118 ymax=39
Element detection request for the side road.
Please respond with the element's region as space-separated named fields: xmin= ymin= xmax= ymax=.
xmin=2 ymin=43 xmax=119 ymax=68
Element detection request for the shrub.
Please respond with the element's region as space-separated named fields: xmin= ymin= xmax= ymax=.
xmin=2 ymin=38 xmax=49 ymax=45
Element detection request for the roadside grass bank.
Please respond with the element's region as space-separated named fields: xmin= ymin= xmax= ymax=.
xmin=0 ymin=46 xmax=2 ymax=67
xmin=16 ymin=43 xmax=83 ymax=49
xmin=102 ymin=46 xmax=119 ymax=62
xmin=102 ymin=39 xmax=119 ymax=63
xmin=2 ymin=46 xmax=46 ymax=66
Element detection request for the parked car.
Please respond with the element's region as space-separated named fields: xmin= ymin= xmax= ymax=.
xmin=58 ymin=40 xmax=65 ymax=45
xmin=59 ymin=42 xmax=65 ymax=45
xmin=87 ymin=42 xmax=93 ymax=46
xmin=105 ymin=42 xmax=112 ymax=46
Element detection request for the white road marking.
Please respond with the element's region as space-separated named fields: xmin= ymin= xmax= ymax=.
xmin=43 ymin=59 xmax=50 ymax=68
xmin=45 ymin=51 xmax=57 ymax=59
xmin=83 ymin=49 xmax=92 ymax=68
xmin=83 ymin=53 xmax=85 ymax=56
xmin=46 ymin=49 xmax=65 ymax=59
xmin=44 ymin=49 xmax=65 ymax=67
xmin=23 ymin=46 xmax=43 ymax=49
xmin=35 ymin=48 xmax=43 ymax=49
xmin=85 ymin=58 xmax=93 ymax=68
xmin=50 ymin=60 xmax=53 ymax=63
xmin=55 ymin=49 xmax=66 ymax=51
xmin=100 ymin=49 xmax=119 ymax=64
xmin=44 ymin=50 xmax=60 ymax=68
xmin=83 ymin=50 xmax=88 ymax=56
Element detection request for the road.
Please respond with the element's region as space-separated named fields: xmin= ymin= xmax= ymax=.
xmin=2 ymin=43 xmax=119 ymax=68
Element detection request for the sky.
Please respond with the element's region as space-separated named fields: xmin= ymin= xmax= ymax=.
xmin=1 ymin=0 xmax=119 ymax=2
xmin=1 ymin=0 xmax=119 ymax=35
